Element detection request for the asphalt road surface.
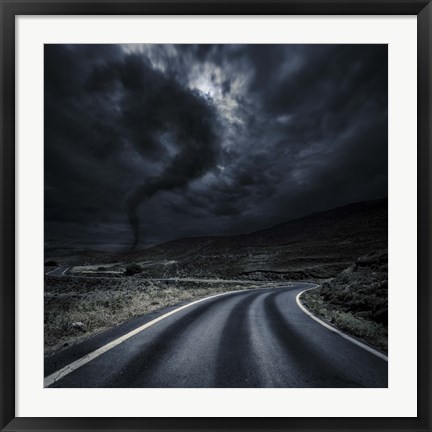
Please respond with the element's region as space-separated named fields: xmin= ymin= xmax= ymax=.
xmin=45 ymin=266 xmax=70 ymax=276
xmin=45 ymin=283 xmax=388 ymax=388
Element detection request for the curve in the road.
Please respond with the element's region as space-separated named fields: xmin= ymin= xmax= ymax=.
xmin=45 ymin=283 xmax=388 ymax=388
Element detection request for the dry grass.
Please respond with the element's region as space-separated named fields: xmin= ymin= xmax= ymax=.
xmin=44 ymin=276 xmax=267 ymax=356
xmin=301 ymin=288 xmax=387 ymax=352
xmin=300 ymin=250 xmax=388 ymax=352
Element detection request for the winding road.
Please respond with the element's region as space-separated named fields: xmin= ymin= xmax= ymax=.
xmin=44 ymin=283 xmax=388 ymax=388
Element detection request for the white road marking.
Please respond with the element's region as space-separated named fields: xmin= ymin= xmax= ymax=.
xmin=47 ymin=282 xmax=371 ymax=387
xmin=45 ymin=266 xmax=61 ymax=276
xmin=45 ymin=266 xmax=70 ymax=276
xmin=44 ymin=286 xmax=280 ymax=387
xmin=296 ymin=288 xmax=388 ymax=362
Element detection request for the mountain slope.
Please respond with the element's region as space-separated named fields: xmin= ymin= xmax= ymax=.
xmin=110 ymin=198 xmax=388 ymax=280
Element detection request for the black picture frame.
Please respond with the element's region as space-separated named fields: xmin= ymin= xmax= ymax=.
xmin=1 ymin=1 xmax=431 ymax=431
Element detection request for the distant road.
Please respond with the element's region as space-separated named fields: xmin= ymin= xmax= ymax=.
xmin=45 ymin=266 xmax=70 ymax=276
xmin=45 ymin=284 xmax=387 ymax=388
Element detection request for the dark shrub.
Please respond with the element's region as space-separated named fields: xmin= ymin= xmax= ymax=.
xmin=320 ymin=282 xmax=331 ymax=300
xmin=124 ymin=263 xmax=142 ymax=276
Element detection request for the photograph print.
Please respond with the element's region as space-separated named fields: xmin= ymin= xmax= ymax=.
xmin=44 ymin=44 xmax=388 ymax=388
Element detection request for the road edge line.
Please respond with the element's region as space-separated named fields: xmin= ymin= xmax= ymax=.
xmin=296 ymin=287 xmax=388 ymax=362
xmin=44 ymin=283 xmax=304 ymax=387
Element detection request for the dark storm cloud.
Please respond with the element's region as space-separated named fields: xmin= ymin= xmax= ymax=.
xmin=45 ymin=44 xmax=387 ymax=250
xmin=84 ymin=53 xmax=220 ymax=248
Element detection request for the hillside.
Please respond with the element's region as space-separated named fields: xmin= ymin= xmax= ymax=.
xmin=63 ymin=198 xmax=387 ymax=281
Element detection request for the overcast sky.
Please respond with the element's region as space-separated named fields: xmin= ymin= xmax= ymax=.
xmin=45 ymin=44 xmax=388 ymax=251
